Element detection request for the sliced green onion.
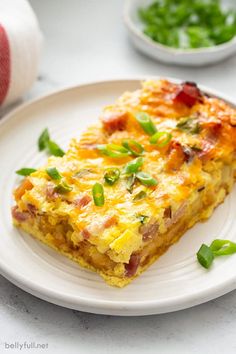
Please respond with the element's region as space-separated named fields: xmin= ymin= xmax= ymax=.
xmin=197 ymin=239 xmax=236 ymax=269
xmin=197 ymin=244 xmax=214 ymax=269
xmin=92 ymin=183 xmax=105 ymax=206
xmin=104 ymin=168 xmax=120 ymax=185
xmin=210 ymin=239 xmax=236 ymax=256
xmin=122 ymin=140 xmax=144 ymax=157
xmin=47 ymin=140 xmax=65 ymax=157
xmin=136 ymin=214 xmax=148 ymax=224
xmin=54 ymin=181 xmax=72 ymax=194
xmin=16 ymin=168 xmax=37 ymax=176
xmin=135 ymin=112 xmax=157 ymax=136
xmin=97 ymin=144 xmax=129 ymax=158
xmin=38 ymin=128 xmax=50 ymax=151
xmin=46 ymin=167 xmax=62 ymax=180
xmin=176 ymin=117 xmax=200 ymax=134
xmin=73 ymin=169 xmax=93 ymax=178
xmin=138 ymin=1 xmax=236 ymax=49
xmin=38 ymin=128 xmax=65 ymax=156
xmin=133 ymin=190 xmax=147 ymax=201
xmin=123 ymin=157 xmax=144 ymax=175
xmin=150 ymin=131 xmax=172 ymax=147
xmin=191 ymin=145 xmax=203 ymax=152
xmin=136 ymin=172 xmax=158 ymax=186
xmin=125 ymin=174 xmax=136 ymax=193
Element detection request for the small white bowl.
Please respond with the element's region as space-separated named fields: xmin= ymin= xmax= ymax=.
xmin=124 ymin=0 xmax=236 ymax=66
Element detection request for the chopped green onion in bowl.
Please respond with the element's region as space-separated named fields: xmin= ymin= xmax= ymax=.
xmin=138 ymin=0 xmax=236 ymax=50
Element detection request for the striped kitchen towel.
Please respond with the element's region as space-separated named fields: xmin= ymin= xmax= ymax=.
xmin=0 ymin=0 xmax=42 ymax=107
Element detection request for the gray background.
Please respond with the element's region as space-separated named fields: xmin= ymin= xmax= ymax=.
xmin=1 ymin=1 xmax=236 ymax=353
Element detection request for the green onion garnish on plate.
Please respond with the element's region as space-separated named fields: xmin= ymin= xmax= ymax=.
xmin=197 ymin=244 xmax=214 ymax=269
xmin=38 ymin=128 xmax=50 ymax=151
xmin=210 ymin=239 xmax=236 ymax=256
xmin=104 ymin=168 xmax=120 ymax=185
xmin=150 ymin=131 xmax=172 ymax=147
xmin=135 ymin=112 xmax=157 ymax=136
xmin=47 ymin=140 xmax=65 ymax=157
xmin=16 ymin=168 xmax=37 ymax=176
xmin=197 ymin=239 xmax=236 ymax=269
xmin=38 ymin=128 xmax=65 ymax=156
xmin=122 ymin=140 xmax=144 ymax=157
xmin=46 ymin=167 xmax=62 ymax=180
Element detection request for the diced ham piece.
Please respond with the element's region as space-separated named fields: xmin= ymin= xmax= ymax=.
xmin=202 ymin=120 xmax=222 ymax=138
xmin=166 ymin=141 xmax=186 ymax=171
xmin=46 ymin=185 xmax=58 ymax=201
xmin=11 ymin=206 xmax=30 ymax=222
xmin=101 ymin=111 xmax=128 ymax=134
xmin=103 ymin=215 xmax=118 ymax=228
xmin=125 ymin=254 xmax=141 ymax=277
xmin=182 ymin=145 xmax=195 ymax=163
xmin=27 ymin=203 xmax=37 ymax=216
xmin=81 ymin=228 xmax=91 ymax=240
xmin=195 ymin=121 xmax=222 ymax=162
xmin=163 ymin=206 xmax=172 ymax=219
xmin=74 ymin=194 xmax=91 ymax=209
xmin=208 ymin=120 xmax=222 ymax=135
xmin=139 ymin=218 xmax=159 ymax=241
xmin=174 ymin=82 xmax=203 ymax=107
xmin=198 ymin=140 xmax=215 ymax=162
xmin=165 ymin=203 xmax=187 ymax=229
xmin=230 ymin=116 xmax=236 ymax=127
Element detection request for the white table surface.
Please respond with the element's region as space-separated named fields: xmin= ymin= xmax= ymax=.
xmin=1 ymin=1 xmax=236 ymax=353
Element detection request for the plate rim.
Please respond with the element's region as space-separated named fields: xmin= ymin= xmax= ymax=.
xmin=1 ymin=77 xmax=236 ymax=316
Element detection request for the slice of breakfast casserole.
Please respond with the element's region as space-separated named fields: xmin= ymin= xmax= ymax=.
xmin=12 ymin=80 xmax=236 ymax=287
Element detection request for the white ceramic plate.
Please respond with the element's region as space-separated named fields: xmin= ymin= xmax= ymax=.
xmin=1 ymin=79 xmax=236 ymax=316
xmin=124 ymin=0 xmax=236 ymax=66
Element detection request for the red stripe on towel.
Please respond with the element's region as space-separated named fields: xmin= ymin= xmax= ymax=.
xmin=0 ymin=24 xmax=10 ymax=105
